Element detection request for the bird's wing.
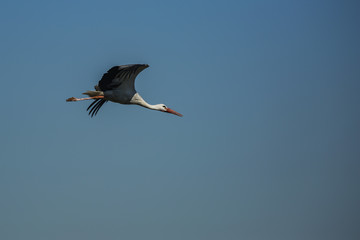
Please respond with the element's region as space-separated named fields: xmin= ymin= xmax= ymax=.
xmin=97 ymin=64 xmax=149 ymax=91
xmin=87 ymin=98 xmax=108 ymax=117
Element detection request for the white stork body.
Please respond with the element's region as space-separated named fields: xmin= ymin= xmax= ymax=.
xmin=66 ymin=64 xmax=182 ymax=117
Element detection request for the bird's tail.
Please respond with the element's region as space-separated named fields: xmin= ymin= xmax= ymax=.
xmin=82 ymin=90 xmax=104 ymax=97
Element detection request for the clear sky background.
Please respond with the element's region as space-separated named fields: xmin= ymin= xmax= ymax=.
xmin=1 ymin=0 xmax=359 ymax=239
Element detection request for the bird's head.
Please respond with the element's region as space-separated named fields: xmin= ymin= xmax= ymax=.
xmin=156 ymin=104 xmax=183 ymax=117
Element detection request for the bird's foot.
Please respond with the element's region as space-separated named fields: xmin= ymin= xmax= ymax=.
xmin=66 ymin=97 xmax=78 ymax=102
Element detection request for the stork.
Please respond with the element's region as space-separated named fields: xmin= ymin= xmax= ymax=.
xmin=66 ymin=64 xmax=182 ymax=117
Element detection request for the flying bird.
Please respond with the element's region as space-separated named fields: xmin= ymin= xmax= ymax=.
xmin=66 ymin=64 xmax=182 ymax=117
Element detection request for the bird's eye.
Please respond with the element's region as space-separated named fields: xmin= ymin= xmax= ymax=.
xmin=163 ymin=106 xmax=167 ymax=109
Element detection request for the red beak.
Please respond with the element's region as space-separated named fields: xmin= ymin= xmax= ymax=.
xmin=166 ymin=108 xmax=183 ymax=117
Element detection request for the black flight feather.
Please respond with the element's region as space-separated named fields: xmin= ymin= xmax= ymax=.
xmin=87 ymin=99 xmax=107 ymax=117
xmin=97 ymin=64 xmax=149 ymax=91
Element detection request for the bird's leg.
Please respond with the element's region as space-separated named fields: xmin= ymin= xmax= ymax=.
xmin=66 ymin=96 xmax=104 ymax=102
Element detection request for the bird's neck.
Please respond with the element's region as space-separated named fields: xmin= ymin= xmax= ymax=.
xmin=130 ymin=93 xmax=158 ymax=110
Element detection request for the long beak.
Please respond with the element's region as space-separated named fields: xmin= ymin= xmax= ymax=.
xmin=166 ymin=108 xmax=183 ymax=117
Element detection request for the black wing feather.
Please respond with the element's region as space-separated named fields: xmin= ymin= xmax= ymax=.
xmin=87 ymin=99 xmax=108 ymax=117
xmin=98 ymin=67 xmax=121 ymax=91
xmin=87 ymin=99 xmax=100 ymax=111
xmin=94 ymin=100 xmax=107 ymax=116
xmin=97 ymin=64 xmax=149 ymax=91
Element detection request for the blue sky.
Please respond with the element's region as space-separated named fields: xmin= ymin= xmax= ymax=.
xmin=1 ymin=0 xmax=359 ymax=239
